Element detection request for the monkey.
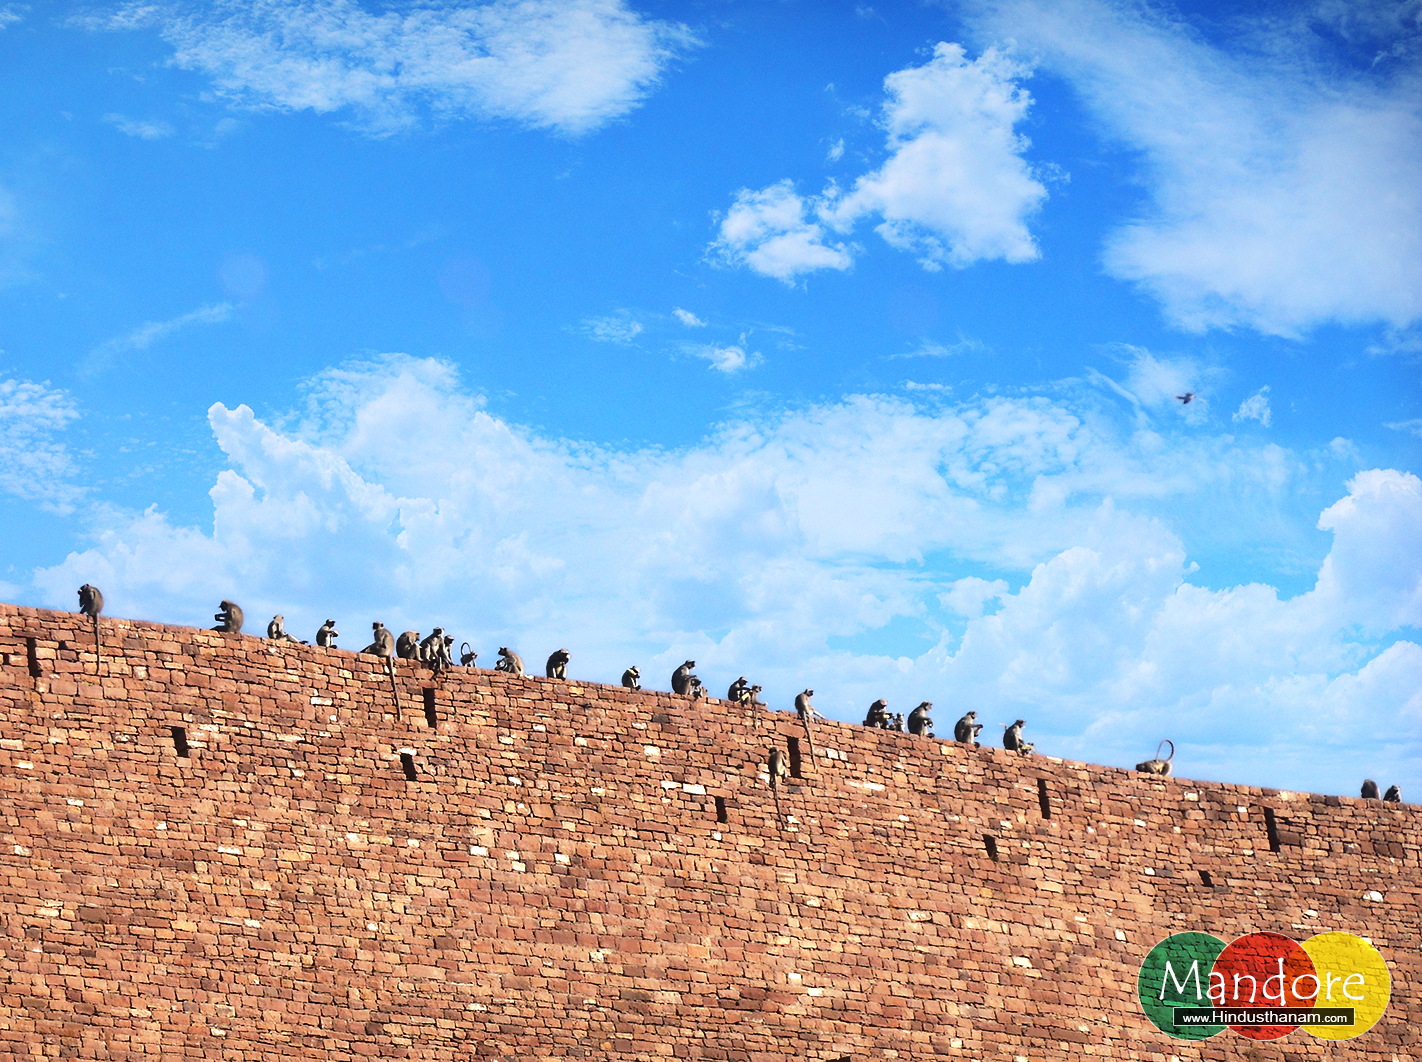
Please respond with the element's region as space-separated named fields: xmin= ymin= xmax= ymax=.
xmin=1361 ymin=779 xmax=1380 ymax=799
xmin=768 ymin=747 xmax=789 ymax=789
xmin=460 ymin=642 xmax=478 ymax=667
xmin=78 ymin=584 xmax=104 ymax=619
xmin=420 ymin=628 xmax=449 ymax=672
xmin=863 ymin=699 xmax=887 ymax=727
xmin=316 ymin=619 xmax=339 ymax=648
xmin=396 ymin=630 xmax=421 ymax=660
xmin=213 ymin=600 xmax=244 ymax=634
xmin=621 ymin=665 xmax=641 ymax=690
xmin=495 ymin=647 xmax=524 ymax=676
xmin=362 ymin=622 xmax=395 ymax=658
xmin=1003 ymin=719 xmax=1034 ymax=756
xmin=1384 ymin=784 xmax=1402 ymax=803
xmin=266 ymin=615 xmax=302 ymax=643
xmin=439 ymin=634 xmax=455 ymax=672
xmin=953 ymin=711 xmax=982 ymax=746
xmin=674 ymin=656 xmax=702 ymax=696
xmin=889 ymin=712 xmax=904 ymax=732
xmin=794 ymin=689 xmax=815 ymax=720
xmin=727 ymin=676 xmax=750 ymax=703
xmin=1136 ymin=740 xmax=1175 ymax=776
xmin=77 ymin=584 xmax=104 ymax=670
xmin=674 ymin=665 xmax=702 ymax=696
xmin=746 ymin=684 xmax=763 ymax=705
xmin=907 ymin=701 xmax=933 ymax=737
xmin=545 ymin=648 xmax=570 ymax=679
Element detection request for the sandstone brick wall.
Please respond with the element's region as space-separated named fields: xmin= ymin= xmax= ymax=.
xmin=0 ymin=603 xmax=1416 ymax=1060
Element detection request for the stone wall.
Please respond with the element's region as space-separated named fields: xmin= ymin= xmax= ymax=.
xmin=0 ymin=604 xmax=1416 ymax=1060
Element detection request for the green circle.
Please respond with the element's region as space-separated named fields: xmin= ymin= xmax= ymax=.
xmin=1138 ymin=932 xmax=1228 ymax=1039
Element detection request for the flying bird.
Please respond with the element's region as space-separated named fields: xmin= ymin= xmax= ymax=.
xmin=1176 ymin=392 xmax=1194 ymax=404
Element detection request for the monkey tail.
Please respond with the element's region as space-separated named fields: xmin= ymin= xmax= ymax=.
xmin=771 ymin=779 xmax=785 ymax=830
xmin=386 ymin=656 xmax=401 ymax=712
xmin=1158 ymin=739 xmax=1175 ymax=763
xmin=92 ymin=612 xmax=102 ymax=674
xmin=800 ymin=709 xmax=817 ymax=768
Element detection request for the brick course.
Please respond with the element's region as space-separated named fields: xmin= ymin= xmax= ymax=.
xmin=0 ymin=603 xmax=1416 ymax=1059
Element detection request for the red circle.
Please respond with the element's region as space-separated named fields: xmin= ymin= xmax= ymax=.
xmin=1212 ymin=933 xmax=1317 ymax=1040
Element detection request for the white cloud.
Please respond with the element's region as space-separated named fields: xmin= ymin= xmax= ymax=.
xmin=581 ymin=314 xmax=643 ymax=343
xmin=1234 ymin=386 xmax=1272 ymax=427
xmin=672 ymin=307 xmax=706 ymax=328
xmin=82 ymin=0 xmax=696 ymax=136
xmin=84 ymin=302 xmax=233 ymax=374
xmin=28 ymin=355 xmax=1420 ymax=797
xmin=104 ymin=113 xmax=176 ymax=139
xmin=826 ymin=137 xmax=844 ymax=162
xmin=691 ymin=343 xmax=759 ymax=373
xmin=966 ymin=0 xmax=1422 ymax=335
xmin=0 ymin=5 xmax=25 ymax=30
xmin=823 ymin=43 xmax=1046 ymax=269
xmin=713 ymin=43 xmax=1046 ymax=280
xmin=0 ymin=374 xmax=82 ymax=513
xmin=1385 ymin=418 xmax=1422 ymax=438
xmin=709 ymin=180 xmax=853 ymax=284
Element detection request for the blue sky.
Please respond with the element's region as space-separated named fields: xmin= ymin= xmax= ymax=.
xmin=1 ymin=0 xmax=1419 ymax=797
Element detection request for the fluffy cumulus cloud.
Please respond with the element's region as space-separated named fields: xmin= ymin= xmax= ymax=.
xmin=80 ymin=0 xmax=696 ymax=136
xmin=709 ymin=181 xmax=852 ymax=284
xmin=965 ymin=0 xmax=1422 ymax=335
xmin=712 ymin=43 xmax=1046 ymax=281
xmin=30 ymin=356 xmax=1421 ymax=796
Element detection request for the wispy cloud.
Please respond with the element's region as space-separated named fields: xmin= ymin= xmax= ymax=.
xmin=104 ymin=112 xmax=176 ymax=139
xmin=84 ymin=302 xmax=234 ymax=375
xmin=672 ymin=307 xmax=706 ymax=327
xmin=0 ymin=5 xmax=25 ymax=30
xmin=965 ymin=0 xmax=1422 ymax=335
xmin=1234 ymin=386 xmax=1273 ymax=427
xmin=79 ymin=0 xmax=697 ymax=137
xmin=690 ymin=342 xmax=760 ymax=373
xmin=711 ymin=43 xmax=1047 ymax=282
xmin=580 ymin=314 xmax=643 ymax=343
xmin=889 ymin=334 xmax=985 ymax=359
xmin=0 ymin=374 xmax=82 ymax=513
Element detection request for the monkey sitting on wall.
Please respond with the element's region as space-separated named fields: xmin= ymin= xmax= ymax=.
xmin=864 ymin=699 xmax=890 ymax=728
xmin=953 ymin=711 xmax=982 ymax=747
xmin=78 ymin=584 xmax=104 ymax=619
xmin=1384 ymin=784 xmax=1402 ymax=803
xmin=213 ymin=600 xmax=244 ymax=635
xmin=1361 ymin=779 xmax=1380 ymax=799
xmin=362 ymin=622 xmax=395 ymax=658
xmin=421 ymin=629 xmax=451 ymax=673
xmin=671 ymin=660 xmax=697 ymax=695
xmin=495 ymin=647 xmax=524 ymax=676
xmin=545 ymin=648 xmax=570 ymax=679
xmin=621 ymin=666 xmax=641 ymax=690
xmin=907 ymin=701 xmax=933 ymax=737
xmin=396 ymin=630 xmax=422 ymax=660
xmin=266 ymin=615 xmax=303 ymax=643
xmin=460 ymin=642 xmax=478 ymax=667
xmin=1003 ymin=719 xmax=1034 ymax=756
xmin=315 ymin=620 xmax=339 ymax=648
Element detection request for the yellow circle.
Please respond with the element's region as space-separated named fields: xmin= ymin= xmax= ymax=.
xmin=1299 ymin=932 xmax=1391 ymax=1040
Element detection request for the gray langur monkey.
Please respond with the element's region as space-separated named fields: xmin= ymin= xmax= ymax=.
xmin=266 ymin=615 xmax=302 ymax=643
xmin=1136 ymin=740 xmax=1175 ymax=776
xmin=954 ymin=711 xmax=983 ymax=746
xmin=495 ymin=647 xmax=524 ymax=676
xmin=768 ymin=748 xmax=789 ymax=790
xmin=396 ymin=630 xmax=422 ymax=660
xmin=889 ymin=712 xmax=904 ymax=732
xmin=420 ymin=629 xmax=451 ymax=673
xmin=727 ymin=676 xmax=750 ymax=703
xmin=1003 ymin=719 xmax=1034 ymax=756
xmin=316 ymin=620 xmax=339 ymax=648
xmin=794 ymin=689 xmax=815 ymax=720
xmin=747 ymin=684 xmax=763 ymax=705
xmin=78 ymin=584 xmax=104 ymax=670
xmin=78 ymin=584 xmax=104 ymax=619
xmin=671 ymin=660 xmax=697 ymax=695
xmin=1384 ymin=784 xmax=1402 ymax=803
xmin=213 ymin=600 xmax=244 ymax=634
xmin=864 ymin=699 xmax=890 ymax=728
xmin=545 ymin=648 xmax=570 ymax=679
xmin=1361 ymin=779 xmax=1381 ymax=799
xmin=362 ymin=622 xmax=395 ymax=658
xmin=907 ymin=701 xmax=933 ymax=737
xmin=460 ymin=642 xmax=478 ymax=667
xmin=621 ymin=666 xmax=641 ymax=690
